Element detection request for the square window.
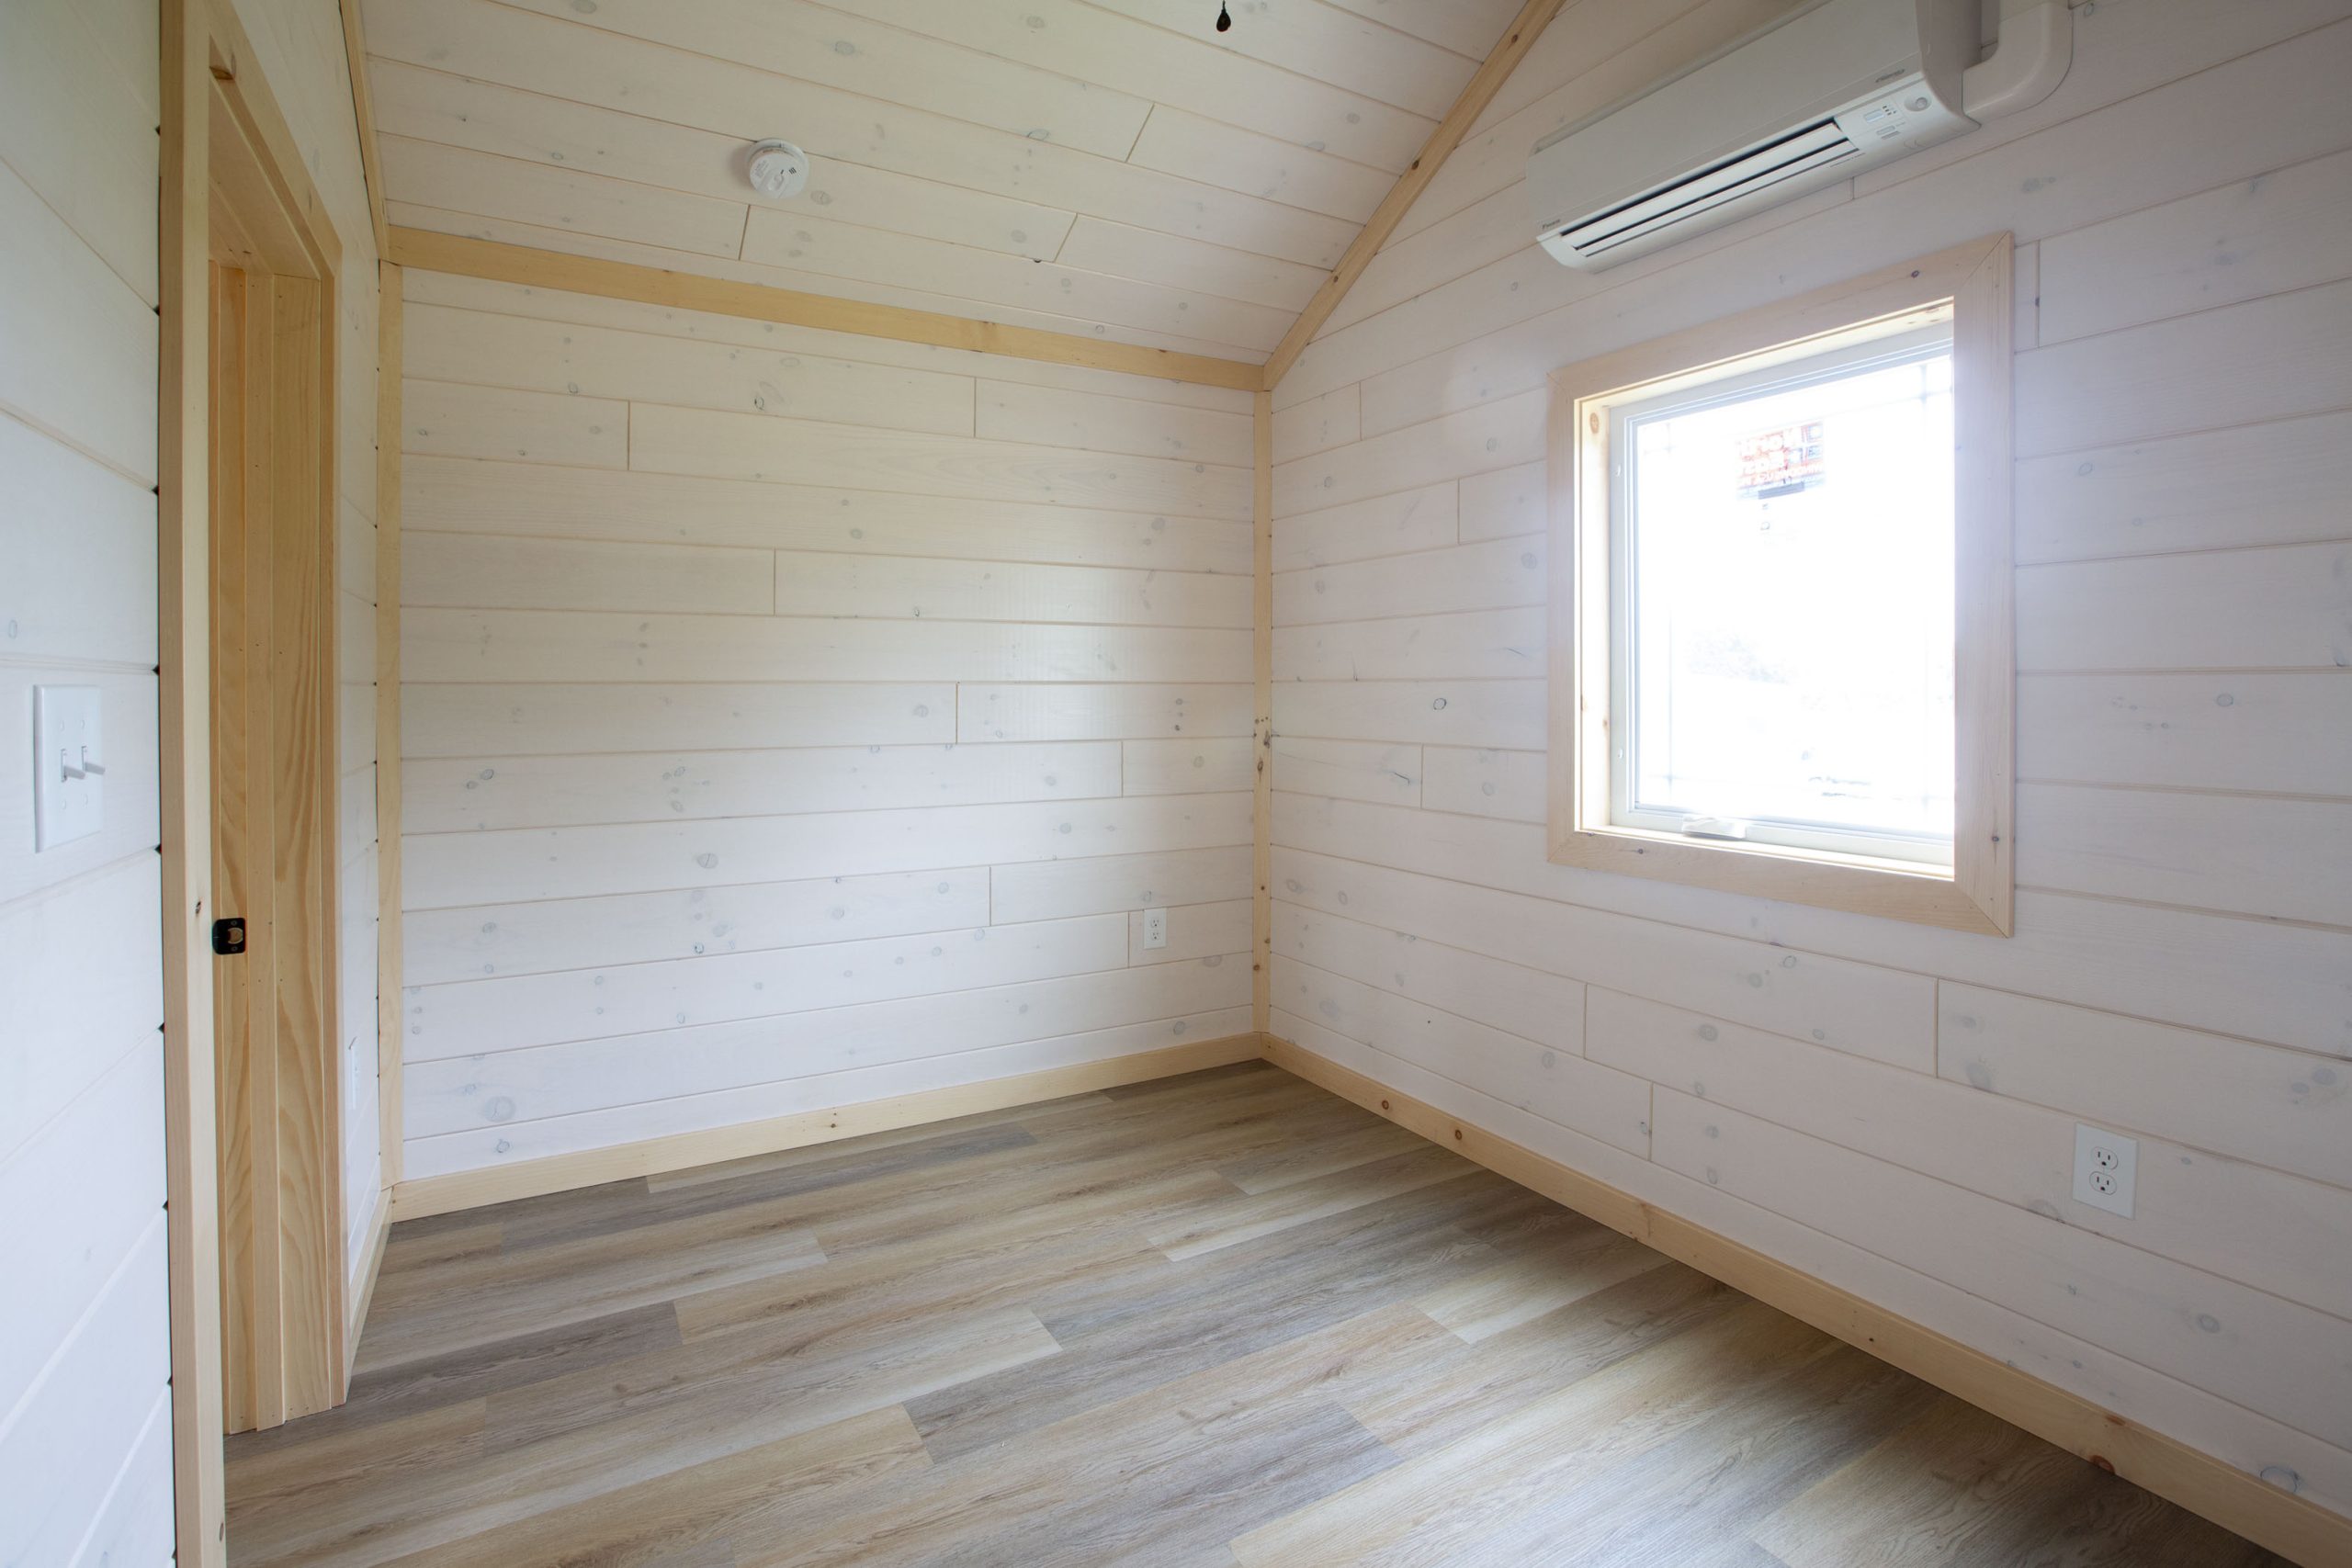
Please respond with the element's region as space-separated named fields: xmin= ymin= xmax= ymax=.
xmin=1546 ymin=238 xmax=2014 ymax=934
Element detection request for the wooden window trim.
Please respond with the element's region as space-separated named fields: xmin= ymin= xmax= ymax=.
xmin=1545 ymin=234 xmax=2014 ymax=936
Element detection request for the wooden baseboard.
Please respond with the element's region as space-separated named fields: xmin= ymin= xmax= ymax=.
xmin=388 ymin=1032 xmax=1266 ymax=1223
xmin=1260 ymin=1033 xmax=2349 ymax=1568
xmin=344 ymin=1188 xmax=391 ymax=1378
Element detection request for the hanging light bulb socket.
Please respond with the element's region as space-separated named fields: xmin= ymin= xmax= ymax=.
xmin=1216 ymin=2 xmax=1231 ymax=31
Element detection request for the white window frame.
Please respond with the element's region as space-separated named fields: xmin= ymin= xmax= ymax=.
xmin=1546 ymin=235 xmax=2014 ymax=935
xmin=1606 ymin=321 xmax=1957 ymax=865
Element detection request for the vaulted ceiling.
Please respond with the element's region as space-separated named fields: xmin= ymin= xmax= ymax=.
xmin=358 ymin=0 xmax=1530 ymax=367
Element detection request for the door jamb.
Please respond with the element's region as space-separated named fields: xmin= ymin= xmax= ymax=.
xmin=160 ymin=0 xmax=349 ymax=1552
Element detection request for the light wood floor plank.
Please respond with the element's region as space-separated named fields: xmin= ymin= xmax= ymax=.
xmin=1757 ymin=1393 xmax=2285 ymax=1568
xmin=224 ymin=1062 xmax=2287 ymax=1567
xmin=372 ymin=1405 xmax=930 ymax=1568
xmin=1229 ymin=1296 xmax=1830 ymax=1566
xmin=1414 ymin=1224 xmax=1667 ymax=1344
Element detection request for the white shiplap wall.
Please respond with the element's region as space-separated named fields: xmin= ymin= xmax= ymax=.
xmin=397 ymin=272 xmax=1257 ymax=1179
xmin=217 ymin=0 xmax=387 ymax=1288
xmin=1270 ymin=0 xmax=2352 ymax=1526
xmin=0 ymin=0 xmax=175 ymax=1562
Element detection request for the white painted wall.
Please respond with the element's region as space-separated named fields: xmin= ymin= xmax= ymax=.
xmin=0 ymin=0 xmax=176 ymax=1561
xmin=1270 ymin=0 xmax=2352 ymax=1525
xmin=218 ymin=0 xmax=387 ymax=1286
xmin=395 ymin=273 xmax=1257 ymax=1179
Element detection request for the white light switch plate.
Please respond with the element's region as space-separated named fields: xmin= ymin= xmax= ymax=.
xmin=34 ymin=684 xmax=103 ymax=852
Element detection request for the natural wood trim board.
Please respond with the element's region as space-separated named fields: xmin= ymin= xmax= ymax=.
xmin=370 ymin=0 xmax=1562 ymax=399
xmin=385 ymin=227 xmax=1265 ymax=392
xmin=206 ymin=101 xmax=352 ymax=1437
xmin=1260 ymin=0 xmax=1568 ymax=389
xmin=1544 ymin=235 xmax=2016 ymax=935
xmin=344 ymin=1188 xmax=391 ymax=1379
xmin=375 ymin=262 xmax=403 ymax=1184
xmin=1261 ymin=1032 xmax=2351 ymax=1568
xmin=388 ymin=1032 xmax=1267 ymax=1221
xmin=1252 ymin=389 xmax=1274 ymax=1032
xmin=206 ymin=0 xmax=341 ymax=277
xmin=159 ymin=1 xmax=228 ymax=1560
xmin=336 ymin=0 xmax=389 ymax=257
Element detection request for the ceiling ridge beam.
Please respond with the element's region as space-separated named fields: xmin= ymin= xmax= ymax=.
xmin=382 ymin=226 xmax=1267 ymax=392
xmin=1259 ymin=0 xmax=1567 ymax=392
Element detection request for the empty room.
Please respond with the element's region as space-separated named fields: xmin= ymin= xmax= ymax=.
xmin=6 ymin=0 xmax=2351 ymax=1562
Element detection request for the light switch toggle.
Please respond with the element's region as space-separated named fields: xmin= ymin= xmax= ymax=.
xmin=33 ymin=685 xmax=105 ymax=852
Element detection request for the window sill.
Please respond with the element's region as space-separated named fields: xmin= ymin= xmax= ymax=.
xmin=1546 ymin=822 xmax=2008 ymax=935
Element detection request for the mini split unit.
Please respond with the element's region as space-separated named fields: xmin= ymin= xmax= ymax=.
xmin=1532 ymin=0 xmax=2074 ymax=270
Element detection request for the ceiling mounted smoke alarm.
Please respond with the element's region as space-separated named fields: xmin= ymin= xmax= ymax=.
xmin=746 ymin=139 xmax=809 ymax=199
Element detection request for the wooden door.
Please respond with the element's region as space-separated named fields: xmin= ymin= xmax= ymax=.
xmin=207 ymin=258 xmax=345 ymax=1431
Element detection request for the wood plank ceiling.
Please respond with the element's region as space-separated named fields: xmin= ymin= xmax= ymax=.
xmin=359 ymin=0 xmax=1529 ymax=367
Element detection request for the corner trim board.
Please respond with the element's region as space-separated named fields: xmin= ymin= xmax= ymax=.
xmin=1260 ymin=1032 xmax=2349 ymax=1568
xmin=158 ymin=1 xmax=227 ymax=1559
xmin=375 ymin=263 xmax=403 ymax=1185
xmin=336 ymin=0 xmax=388 ymax=256
xmin=387 ymin=1032 xmax=1267 ymax=1222
xmin=344 ymin=1189 xmax=391 ymax=1377
xmin=382 ymin=227 xmax=1265 ymax=392
xmin=1259 ymin=0 xmax=1569 ymax=389
xmin=1251 ymin=389 xmax=1274 ymax=1031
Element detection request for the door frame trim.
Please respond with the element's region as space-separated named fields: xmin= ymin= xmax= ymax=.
xmin=160 ymin=0 xmax=350 ymax=1553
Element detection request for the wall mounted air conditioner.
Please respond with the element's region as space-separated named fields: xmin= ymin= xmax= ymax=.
xmin=1532 ymin=0 xmax=2072 ymax=271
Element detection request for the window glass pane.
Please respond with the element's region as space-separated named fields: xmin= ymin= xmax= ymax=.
xmin=1622 ymin=341 xmax=1954 ymax=853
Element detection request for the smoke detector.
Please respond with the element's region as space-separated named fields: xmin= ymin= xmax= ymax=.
xmin=746 ymin=139 xmax=809 ymax=199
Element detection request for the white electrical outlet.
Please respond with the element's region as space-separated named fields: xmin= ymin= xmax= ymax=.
xmin=2073 ymin=1123 xmax=2137 ymax=1219
xmin=33 ymin=684 xmax=105 ymax=851
xmin=1141 ymin=908 xmax=1169 ymax=950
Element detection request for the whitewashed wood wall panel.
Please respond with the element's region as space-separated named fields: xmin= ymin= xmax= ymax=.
xmin=358 ymin=0 xmax=1529 ymax=359
xmin=401 ymin=275 xmax=1256 ymax=1179
xmin=1268 ymin=0 xmax=2352 ymax=1524
xmin=0 ymin=1 xmax=172 ymax=1558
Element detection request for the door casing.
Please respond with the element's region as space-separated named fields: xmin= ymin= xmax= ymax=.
xmin=201 ymin=15 xmax=347 ymax=1436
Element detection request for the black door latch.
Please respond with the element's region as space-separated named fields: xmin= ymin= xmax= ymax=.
xmin=213 ymin=918 xmax=246 ymax=955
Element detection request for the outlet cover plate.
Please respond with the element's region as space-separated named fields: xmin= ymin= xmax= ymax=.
xmin=33 ymin=684 xmax=103 ymax=852
xmin=2073 ymin=1122 xmax=2137 ymax=1219
xmin=1141 ymin=908 xmax=1169 ymax=950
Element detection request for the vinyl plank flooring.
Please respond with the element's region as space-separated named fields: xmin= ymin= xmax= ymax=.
xmin=1342 ymin=1258 xmax=1745 ymax=1456
xmin=1414 ymin=1224 xmax=1668 ymax=1343
xmin=747 ymin=1303 xmax=1439 ymax=1568
xmin=907 ymin=1171 xmax=1508 ymax=1461
xmin=227 ymin=1061 xmax=2289 ymax=1567
xmin=1214 ymin=1115 xmax=1430 ymax=1192
xmin=497 ymin=1120 xmax=1042 ymax=1252
xmin=1459 ymin=1343 xmax=1940 ymax=1565
xmin=1756 ymin=1393 xmax=2289 ymax=1568
xmin=1147 ymin=1142 xmax=1475 ymax=1259
xmin=1229 ymin=1297 xmax=1833 ymax=1566
xmin=230 ymin=1303 xmax=683 ymax=1454
xmin=368 ymin=1405 xmax=929 ymax=1568
xmin=644 ymin=1090 xmax=1116 ymax=1191
xmin=355 ymin=1197 xmax=827 ymax=1372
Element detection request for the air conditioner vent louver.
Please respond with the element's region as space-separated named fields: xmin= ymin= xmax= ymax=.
xmin=1531 ymin=0 xmax=1987 ymax=273
xmin=1555 ymin=119 xmax=1863 ymax=261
